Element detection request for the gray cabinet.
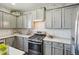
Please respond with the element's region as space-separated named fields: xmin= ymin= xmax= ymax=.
xmin=43 ymin=41 xmax=52 ymax=55
xmin=2 ymin=12 xmax=16 ymax=28
xmin=10 ymin=15 xmax=16 ymax=28
xmin=22 ymin=15 xmax=28 ymax=28
xmin=3 ymin=13 xmax=11 ymax=28
xmin=52 ymin=9 xmax=62 ymax=29
xmin=15 ymin=37 xmax=24 ymax=51
xmin=16 ymin=16 xmax=23 ymax=28
xmin=52 ymin=42 xmax=64 ymax=55
xmin=23 ymin=38 xmax=28 ymax=52
xmin=64 ymin=44 xmax=71 ymax=55
xmin=32 ymin=8 xmax=44 ymax=21
xmin=45 ymin=8 xmax=62 ymax=29
xmin=5 ymin=37 xmax=15 ymax=46
xmin=17 ymin=13 xmax=32 ymax=28
xmin=36 ymin=8 xmax=44 ymax=20
xmin=0 ymin=12 xmax=3 ymax=28
xmin=45 ymin=10 xmax=52 ymax=28
xmin=62 ymin=6 xmax=73 ymax=29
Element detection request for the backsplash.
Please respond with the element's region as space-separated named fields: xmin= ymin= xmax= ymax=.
xmin=0 ymin=29 xmax=14 ymax=36
xmin=33 ymin=29 xmax=71 ymax=39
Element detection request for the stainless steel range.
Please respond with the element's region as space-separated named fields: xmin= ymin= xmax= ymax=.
xmin=28 ymin=32 xmax=46 ymax=55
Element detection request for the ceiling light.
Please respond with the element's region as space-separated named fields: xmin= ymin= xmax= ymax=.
xmin=12 ymin=3 xmax=15 ymax=5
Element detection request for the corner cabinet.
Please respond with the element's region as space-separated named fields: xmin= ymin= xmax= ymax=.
xmin=5 ymin=37 xmax=15 ymax=47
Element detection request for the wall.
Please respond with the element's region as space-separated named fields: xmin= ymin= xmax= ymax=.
xmin=33 ymin=21 xmax=71 ymax=38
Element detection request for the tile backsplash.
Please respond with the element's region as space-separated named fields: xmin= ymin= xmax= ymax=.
xmin=0 ymin=29 xmax=13 ymax=36
xmin=33 ymin=29 xmax=71 ymax=39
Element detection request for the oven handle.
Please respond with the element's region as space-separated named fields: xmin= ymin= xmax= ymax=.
xmin=28 ymin=41 xmax=42 ymax=45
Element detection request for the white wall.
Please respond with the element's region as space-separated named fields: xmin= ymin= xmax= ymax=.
xmin=33 ymin=21 xmax=71 ymax=38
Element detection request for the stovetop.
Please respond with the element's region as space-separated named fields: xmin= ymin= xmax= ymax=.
xmin=28 ymin=34 xmax=46 ymax=42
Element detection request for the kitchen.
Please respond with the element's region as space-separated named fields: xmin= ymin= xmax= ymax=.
xmin=0 ymin=3 xmax=78 ymax=55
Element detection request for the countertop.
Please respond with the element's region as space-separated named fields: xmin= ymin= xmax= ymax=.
xmin=43 ymin=36 xmax=71 ymax=44
xmin=0 ymin=33 xmax=71 ymax=44
xmin=0 ymin=33 xmax=33 ymax=39
xmin=8 ymin=46 xmax=25 ymax=55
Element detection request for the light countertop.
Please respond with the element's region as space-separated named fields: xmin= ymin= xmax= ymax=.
xmin=0 ymin=33 xmax=71 ymax=44
xmin=0 ymin=33 xmax=33 ymax=39
xmin=43 ymin=36 xmax=71 ymax=44
xmin=8 ymin=46 xmax=25 ymax=55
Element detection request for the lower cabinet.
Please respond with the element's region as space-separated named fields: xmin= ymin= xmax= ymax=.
xmin=23 ymin=38 xmax=28 ymax=52
xmin=11 ymin=37 xmax=29 ymax=52
xmin=5 ymin=37 xmax=15 ymax=47
xmin=43 ymin=41 xmax=71 ymax=55
xmin=43 ymin=41 xmax=52 ymax=55
xmin=52 ymin=48 xmax=63 ymax=55
xmin=64 ymin=44 xmax=71 ymax=55
xmin=15 ymin=37 xmax=24 ymax=51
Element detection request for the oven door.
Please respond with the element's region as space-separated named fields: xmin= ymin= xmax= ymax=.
xmin=28 ymin=41 xmax=43 ymax=55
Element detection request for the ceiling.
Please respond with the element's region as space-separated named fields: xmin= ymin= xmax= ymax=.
xmin=0 ymin=3 xmax=76 ymax=12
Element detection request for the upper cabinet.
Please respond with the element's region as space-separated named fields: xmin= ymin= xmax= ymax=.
xmin=45 ymin=10 xmax=52 ymax=28
xmin=45 ymin=5 xmax=78 ymax=29
xmin=45 ymin=8 xmax=62 ymax=29
xmin=10 ymin=15 xmax=16 ymax=28
xmin=52 ymin=8 xmax=62 ymax=29
xmin=17 ymin=13 xmax=32 ymax=28
xmin=16 ymin=15 xmax=23 ymax=28
xmin=31 ymin=8 xmax=45 ymax=21
xmin=2 ymin=12 xmax=16 ymax=29
xmin=62 ymin=6 xmax=73 ymax=29
xmin=22 ymin=13 xmax=32 ymax=28
xmin=3 ymin=13 xmax=11 ymax=28
xmin=0 ymin=12 xmax=3 ymax=28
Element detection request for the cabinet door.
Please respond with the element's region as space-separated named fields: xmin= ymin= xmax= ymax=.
xmin=31 ymin=10 xmax=36 ymax=20
xmin=52 ymin=42 xmax=64 ymax=55
xmin=43 ymin=41 xmax=51 ymax=55
xmin=45 ymin=10 xmax=52 ymax=28
xmin=5 ymin=37 xmax=15 ymax=46
xmin=17 ymin=16 xmax=23 ymax=28
xmin=0 ymin=12 xmax=3 ymax=28
xmin=24 ymin=38 xmax=28 ymax=52
xmin=36 ymin=8 xmax=44 ymax=20
xmin=27 ymin=13 xmax=32 ymax=28
xmin=22 ymin=15 xmax=28 ymax=28
xmin=54 ymin=48 xmax=63 ymax=55
xmin=3 ymin=13 xmax=10 ymax=28
xmin=16 ymin=37 xmax=24 ymax=51
xmin=62 ymin=7 xmax=72 ymax=29
xmin=52 ymin=8 xmax=62 ymax=29
xmin=64 ymin=44 xmax=71 ymax=55
xmin=10 ymin=15 xmax=16 ymax=28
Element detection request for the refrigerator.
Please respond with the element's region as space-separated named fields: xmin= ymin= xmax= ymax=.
xmin=71 ymin=6 xmax=79 ymax=55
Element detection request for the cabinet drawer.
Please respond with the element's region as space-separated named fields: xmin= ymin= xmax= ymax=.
xmin=52 ymin=42 xmax=63 ymax=48
xmin=44 ymin=41 xmax=51 ymax=45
